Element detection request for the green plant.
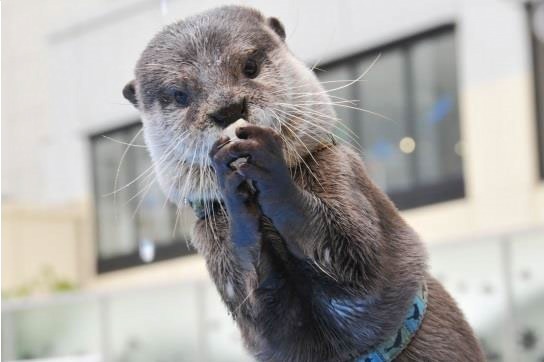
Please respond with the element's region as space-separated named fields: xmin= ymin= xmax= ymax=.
xmin=2 ymin=265 xmax=78 ymax=299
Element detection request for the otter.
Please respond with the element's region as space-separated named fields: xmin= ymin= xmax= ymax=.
xmin=123 ymin=6 xmax=484 ymax=361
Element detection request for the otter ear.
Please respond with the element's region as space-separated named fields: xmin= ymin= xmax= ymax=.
xmin=123 ymin=80 xmax=138 ymax=108
xmin=267 ymin=17 xmax=286 ymax=41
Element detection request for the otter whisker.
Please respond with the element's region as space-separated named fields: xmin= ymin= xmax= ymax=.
xmin=264 ymin=108 xmax=299 ymax=180
xmin=290 ymin=109 xmax=360 ymax=146
xmin=172 ymin=138 xmax=199 ymax=238
xmin=283 ymin=130 xmax=323 ymax=191
xmin=289 ymin=100 xmax=396 ymax=123
xmin=268 ymin=109 xmax=325 ymax=190
xmin=274 ymin=111 xmax=304 ymax=181
xmin=112 ymin=127 xmax=144 ymax=213
xmin=125 ymin=171 xmax=157 ymax=206
xmin=290 ymin=94 xmax=360 ymax=106
xmin=111 ymin=128 xmax=184 ymax=219
xmin=312 ymin=259 xmax=339 ymax=282
xmin=128 ymin=132 xmax=192 ymax=218
xmin=299 ymin=54 xmax=383 ymax=97
xmin=278 ymin=103 xmax=364 ymax=152
xmin=111 ymin=127 xmax=187 ymax=235
xmin=276 ymin=123 xmax=301 ymax=181
xmin=272 ymin=106 xmax=359 ymax=149
xmin=159 ymin=141 xmax=195 ymax=213
xmin=278 ymin=118 xmax=324 ymax=168
xmin=271 ymin=78 xmax=368 ymax=95
xmin=198 ymin=142 xmax=214 ymax=240
xmin=270 ymin=54 xmax=380 ymax=98
xmin=216 ymin=138 xmax=234 ymax=150
xmin=274 ymin=109 xmax=334 ymax=155
xmin=138 ymin=62 xmax=196 ymax=76
xmin=204 ymin=162 xmax=220 ymax=240
xmin=234 ymin=286 xmax=256 ymax=315
xmin=277 ymin=106 xmax=361 ymax=150
xmin=162 ymin=156 xmax=185 ymax=211
xmin=291 ymin=99 xmax=358 ymax=106
xmin=268 ymin=108 xmax=303 ymax=173
xmin=173 ymin=153 xmax=194 ymax=247
xmin=107 ymin=130 xmax=188 ymax=197
xmin=101 ymin=135 xmax=148 ymax=148
xmin=279 ymin=102 xmax=362 ymax=142
xmin=130 ymin=178 xmax=156 ymax=219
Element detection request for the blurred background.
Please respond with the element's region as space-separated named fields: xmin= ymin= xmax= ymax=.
xmin=2 ymin=0 xmax=544 ymax=361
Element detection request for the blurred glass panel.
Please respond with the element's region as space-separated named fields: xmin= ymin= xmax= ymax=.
xmin=108 ymin=284 xmax=199 ymax=362
xmin=356 ymin=51 xmax=412 ymax=192
xmin=428 ymin=239 xmax=511 ymax=361
xmin=203 ymin=284 xmax=253 ymax=362
xmin=3 ymin=229 xmax=543 ymax=362
xmin=411 ymin=32 xmax=462 ymax=185
xmin=510 ymin=231 xmax=544 ymax=361
xmin=105 ymin=283 xmax=253 ymax=362
xmin=3 ymin=301 xmax=100 ymax=360
xmin=2 ymin=283 xmax=255 ymax=362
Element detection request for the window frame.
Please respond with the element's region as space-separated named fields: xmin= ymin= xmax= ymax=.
xmin=528 ymin=2 xmax=544 ymax=180
xmin=89 ymin=121 xmax=195 ymax=274
xmin=316 ymin=23 xmax=465 ymax=210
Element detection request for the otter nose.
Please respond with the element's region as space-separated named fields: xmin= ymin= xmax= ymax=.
xmin=209 ymin=99 xmax=247 ymax=128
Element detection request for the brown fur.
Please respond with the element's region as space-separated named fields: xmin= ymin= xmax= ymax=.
xmin=124 ymin=5 xmax=485 ymax=361
xmin=397 ymin=277 xmax=484 ymax=361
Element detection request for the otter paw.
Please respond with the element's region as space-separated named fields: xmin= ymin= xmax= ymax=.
xmin=210 ymin=125 xmax=297 ymax=209
xmin=209 ymin=136 xmax=253 ymax=203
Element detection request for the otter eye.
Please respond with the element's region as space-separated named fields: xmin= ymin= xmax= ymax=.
xmin=243 ymin=58 xmax=259 ymax=78
xmin=173 ymin=90 xmax=190 ymax=107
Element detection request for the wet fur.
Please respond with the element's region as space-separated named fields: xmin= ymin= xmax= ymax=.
xmin=125 ymin=5 xmax=484 ymax=361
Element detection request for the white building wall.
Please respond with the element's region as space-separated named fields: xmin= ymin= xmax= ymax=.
xmin=2 ymin=0 xmax=543 ymax=240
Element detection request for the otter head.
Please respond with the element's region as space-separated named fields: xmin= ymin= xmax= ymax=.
xmin=124 ymin=6 xmax=335 ymax=206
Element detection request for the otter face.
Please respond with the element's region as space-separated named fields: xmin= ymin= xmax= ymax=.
xmin=124 ymin=6 xmax=334 ymax=205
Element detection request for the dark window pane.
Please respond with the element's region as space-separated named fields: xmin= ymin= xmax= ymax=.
xmin=411 ymin=32 xmax=462 ymax=185
xmin=316 ymin=25 xmax=464 ymax=209
xmin=91 ymin=123 xmax=195 ymax=272
xmin=356 ymin=51 xmax=413 ymax=192
xmin=530 ymin=3 xmax=544 ymax=178
xmin=93 ymin=128 xmax=140 ymax=259
xmin=132 ymin=130 xmax=191 ymax=245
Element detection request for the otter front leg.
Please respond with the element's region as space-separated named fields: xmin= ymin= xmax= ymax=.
xmin=213 ymin=125 xmax=309 ymax=258
xmin=210 ymin=136 xmax=261 ymax=244
xmin=210 ymin=136 xmax=262 ymax=267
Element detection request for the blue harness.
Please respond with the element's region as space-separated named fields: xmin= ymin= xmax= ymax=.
xmin=354 ymin=283 xmax=428 ymax=362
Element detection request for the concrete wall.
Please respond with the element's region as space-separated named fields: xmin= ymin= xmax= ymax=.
xmin=2 ymin=0 xmax=543 ymax=290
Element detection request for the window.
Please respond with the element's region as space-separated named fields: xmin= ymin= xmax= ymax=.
xmin=90 ymin=122 xmax=195 ymax=273
xmin=317 ymin=25 xmax=464 ymax=209
xmin=529 ymin=2 xmax=544 ymax=179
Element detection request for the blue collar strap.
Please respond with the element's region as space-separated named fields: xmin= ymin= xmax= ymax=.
xmin=355 ymin=282 xmax=428 ymax=362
